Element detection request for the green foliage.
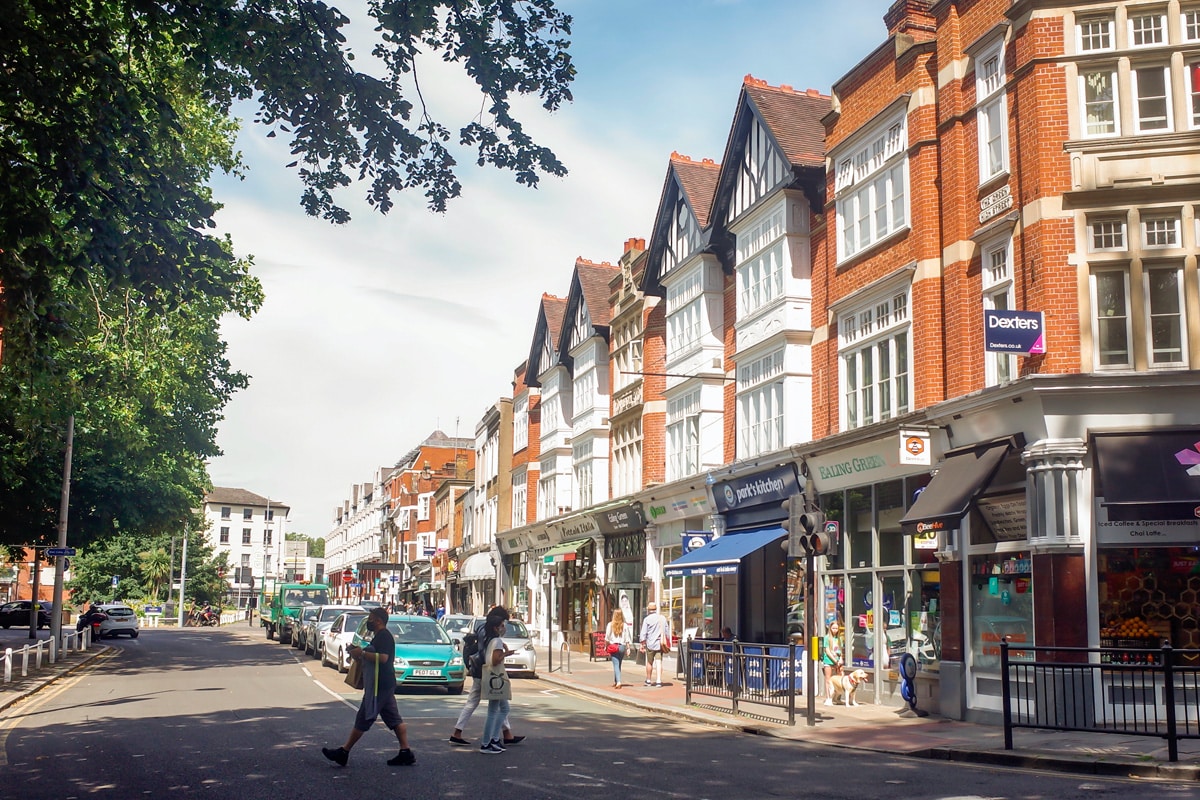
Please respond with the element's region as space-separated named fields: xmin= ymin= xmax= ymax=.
xmin=67 ymin=529 xmax=229 ymax=606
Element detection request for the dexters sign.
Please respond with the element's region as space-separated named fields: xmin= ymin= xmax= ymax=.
xmin=984 ymin=310 xmax=1045 ymax=355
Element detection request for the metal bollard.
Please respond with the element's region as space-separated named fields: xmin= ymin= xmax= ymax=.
xmin=49 ymin=638 xmax=57 ymax=664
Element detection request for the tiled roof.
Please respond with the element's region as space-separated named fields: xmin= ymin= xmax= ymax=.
xmin=741 ymin=76 xmax=830 ymax=168
xmin=542 ymin=293 xmax=567 ymax=342
xmin=574 ymin=259 xmax=621 ymax=327
xmin=204 ymin=487 xmax=290 ymax=511
xmin=670 ymin=152 xmax=720 ymax=227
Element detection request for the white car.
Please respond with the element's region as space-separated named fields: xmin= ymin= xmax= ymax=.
xmin=97 ymin=604 xmax=140 ymax=638
xmin=320 ymin=610 xmax=369 ymax=672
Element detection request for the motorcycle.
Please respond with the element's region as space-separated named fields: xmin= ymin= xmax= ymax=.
xmin=76 ymin=611 xmax=108 ymax=640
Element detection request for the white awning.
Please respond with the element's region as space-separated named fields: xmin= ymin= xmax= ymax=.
xmin=458 ymin=551 xmax=495 ymax=582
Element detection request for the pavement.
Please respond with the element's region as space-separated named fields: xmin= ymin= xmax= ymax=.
xmin=1 ymin=626 xmax=1198 ymax=782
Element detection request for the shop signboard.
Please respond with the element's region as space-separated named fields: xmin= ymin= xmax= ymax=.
xmin=547 ymin=513 xmax=600 ymax=543
xmin=712 ymin=465 xmax=800 ymax=514
xmin=592 ymin=501 xmax=646 ymax=534
xmin=681 ymin=531 xmax=714 ymax=554
xmin=810 ymin=436 xmax=926 ymax=494
xmin=1095 ymin=498 xmax=1200 ymax=545
xmin=643 ymin=488 xmax=712 ymax=524
xmin=976 ymin=494 xmax=1028 ymax=541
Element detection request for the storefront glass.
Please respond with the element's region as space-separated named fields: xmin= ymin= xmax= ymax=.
xmin=847 ymin=488 xmax=874 ymax=569
xmin=849 ymin=571 xmax=874 ymax=668
xmin=1098 ymin=548 xmax=1191 ymax=652
xmin=968 ymin=551 xmax=1033 ymax=670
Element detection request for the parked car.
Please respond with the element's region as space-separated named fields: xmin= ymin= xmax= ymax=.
xmin=293 ymin=604 xmax=322 ymax=651
xmin=0 ymin=600 xmax=52 ymax=629
xmin=97 ymin=603 xmax=139 ymax=638
xmin=321 ymin=610 xmax=369 ymax=673
xmin=438 ymin=614 xmax=476 ymax=648
xmin=351 ymin=614 xmax=465 ymax=694
xmin=494 ymin=617 xmax=537 ymax=676
xmin=303 ymin=604 xmax=363 ymax=658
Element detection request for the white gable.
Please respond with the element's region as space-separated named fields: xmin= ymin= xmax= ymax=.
xmin=727 ymin=115 xmax=790 ymax=224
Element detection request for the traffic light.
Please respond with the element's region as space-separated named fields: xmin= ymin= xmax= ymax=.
xmin=782 ymin=493 xmax=838 ymax=558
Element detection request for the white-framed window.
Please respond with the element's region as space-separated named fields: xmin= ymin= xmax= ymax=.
xmin=1143 ymin=214 xmax=1181 ymax=247
xmin=264 ymin=529 xmax=272 ymax=546
xmin=736 ymin=349 xmax=785 ymax=458
xmin=242 ymin=528 xmax=252 ymax=545
xmin=736 ymin=209 xmax=787 ymax=318
xmin=573 ymin=369 xmax=596 ymax=412
xmin=612 ymin=319 xmax=643 ymax=392
xmin=512 ymin=481 xmax=527 ymax=528
xmin=839 ymin=290 xmax=911 ymax=430
xmin=240 ymin=554 xmax=251 ymax=568
xmin=513 ymin=395 xmax=529 ymax=451
xmin=1186 ymin=9 xmax=1200 ymax=40
xmin=219 ymin=526 xmax=230 ymax=544
xmin=538 ymin=474 xmax=556 ymax=519
xmin=835 ymin=112 xmax=908 ymax=261
xmin=612 ymin=420 xmax=642 ymax=498
xmin=1091 ymin=268 xmax=1133 ymax=368
xmin=1077 ymin=17 xmax=1114 ymax=51
xmin=666 ymin=389 xmax=701 ymax=481
xmin=1081 ymin=69 xmax=1120 ymax=136
xmin=982 ymin=238 xmax=1016 ymax=386
xmin=1132 ymin=65 xmax=1173 ymax=132
xmin=243 ymin=507 xmax=253 ymax=521
xmin=220 ymin=506 xmax=231 ymax=520
xmin=1146 ymin=265 xmax=1187 ymax=365
xmin=666 ymin=268 xmax=704 ymax=357
xmin=976 ymin=40 xmax=1009 ymax=182
xmin=541 ymin=394 xmax=560 ymax=433
xmin=418 ymin=494 xmax=431 ymax=521
xmin=1190 ymin=61 xmax=1200 ymax=128
xmin=1129 ymin=11 xmax=1166 ymax=47
xmin=1089 ymin=218 xmax=1127 ymax=251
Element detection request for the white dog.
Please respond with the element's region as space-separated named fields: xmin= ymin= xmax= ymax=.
xmin=828 ymin=668 xmax=869 ymax=706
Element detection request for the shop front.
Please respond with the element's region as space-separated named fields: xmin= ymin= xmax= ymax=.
xmin=594 ymin=501 xmax=648 ymax=634
xmin=639 ymin=479 xmax=716 ymax=639
xmin=543 ymin=513 xmax=602 ymax=653
xmin=457 ymin=548 xmax=497 ymax=616
xmin=665 ymin=465 xmax=799 ymax=645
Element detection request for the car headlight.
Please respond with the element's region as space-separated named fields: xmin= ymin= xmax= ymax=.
xmin=523 ymin=643 xmax=534 ymax=652
xmin=394 ymin=657 xmax=409 ymax=669
xmin=450 ymin=656 xmax=464 ymax=666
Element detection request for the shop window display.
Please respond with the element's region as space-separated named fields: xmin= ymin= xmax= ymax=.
xmin=969 ymin=552 xmax=1033 ymax=669
xmin=1099 ymin=548 xmax=1192 ymax=662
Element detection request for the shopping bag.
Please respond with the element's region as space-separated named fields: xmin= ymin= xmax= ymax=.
xmin=482 ymin=665 xmax=512 ymax=701
xmin=344 ymin=656 xmax=364 ymax=690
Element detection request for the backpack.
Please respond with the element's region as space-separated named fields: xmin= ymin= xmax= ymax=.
xmin=465 ymin=620 xmax=494 ymax=679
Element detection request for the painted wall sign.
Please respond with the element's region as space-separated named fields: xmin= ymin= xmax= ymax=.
xmin=1095 ymin=498 xmax=1200 ymax=545
xmin=643 ymin=489 xmax=712 ymax=524
xmin=547 ymin=513 xmax=600 ymax=542
xmin=984 ymin=309 xmax=1046 ymax=355
xmin=978 ymin=184 xmax=1013 ymax=223
xmin=976 ymin=494 xmax=1028 ymax=541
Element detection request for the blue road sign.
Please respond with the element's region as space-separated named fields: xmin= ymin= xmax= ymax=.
xmin=46 ymin=547 xmax=76 ymax=557
xmin=111 ymin=575 xmax=119 ymax=588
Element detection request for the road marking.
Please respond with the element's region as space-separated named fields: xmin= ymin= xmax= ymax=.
xmin=314 ymin=678 xmax=357 ymax=710
xmin=0 ymin=648 xmax=117 ymax=767
xmin=301 ymin=667 xmax=312 ymax=677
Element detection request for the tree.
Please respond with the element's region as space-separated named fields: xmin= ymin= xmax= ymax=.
xmin=139 ymin=547 xmax=172 ymax=602
xmin=67 ymin=529 xmax=229 ymax=606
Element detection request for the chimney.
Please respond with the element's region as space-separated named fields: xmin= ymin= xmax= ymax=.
xmin=884 ymin=0 xmax=935 ymax=38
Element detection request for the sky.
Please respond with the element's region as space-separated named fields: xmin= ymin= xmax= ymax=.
xmin=206 ymin=0 xmax=888 ymax=538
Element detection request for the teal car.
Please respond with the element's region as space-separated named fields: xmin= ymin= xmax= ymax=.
xmin=351 ymin=614 xmax=465 ymax=695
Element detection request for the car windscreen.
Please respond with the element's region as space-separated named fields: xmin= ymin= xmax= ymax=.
xmin=320 ymin=606 xmax=353 ymax=621
xmin=387 ymin=620 xmax=451 ymax=645
xmin=285 ymin=588 xmax=330 ymax=607
xmin=301 ymin=607 xmax=321 ymax=621
xmin=441 ymin=616 xmax=474 ymax=632
xmin=338 ymin=613 xmax=367 ymax=631
xmin=504 ymin=620 xmax=529 ymax=638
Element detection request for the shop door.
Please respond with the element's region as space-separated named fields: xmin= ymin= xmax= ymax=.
xmin=847 ymin=572 xmax=877 ymax=704
xmin=877 ymin=571 xmax=911 ymax=705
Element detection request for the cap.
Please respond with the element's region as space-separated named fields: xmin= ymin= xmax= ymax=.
xmin=647 ymin=602 xmax=657 ymax=610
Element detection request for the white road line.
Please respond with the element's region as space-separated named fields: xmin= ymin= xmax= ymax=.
xmin=314 ymin=678 xmax=357 ymax=709
xmin=301 ymin=667 xmax=312 ymax=677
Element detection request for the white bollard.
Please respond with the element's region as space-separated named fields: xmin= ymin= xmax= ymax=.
xmin=3 ymin=648 xmax=10 ymax=682
xmin=49 ymin=637 xmax=57 ymax=664
xmin=21 ymin=647 xmax=29 ymax=677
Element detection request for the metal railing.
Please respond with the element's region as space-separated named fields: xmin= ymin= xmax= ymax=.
xmin=1000 ymin=639 xmax=1200 ymax=762
xmin=684 ymin=638 xmax=806 ymax=725
xmin=2 ymin=627 xmax=94 ymax=683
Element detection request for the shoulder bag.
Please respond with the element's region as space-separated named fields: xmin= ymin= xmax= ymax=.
xmin=482 ymin=662 xmax=512 ymax=701
xmin=344 ymin=655 xmax=364 ymax=690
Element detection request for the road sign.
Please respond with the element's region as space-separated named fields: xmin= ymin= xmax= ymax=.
xmin=111 ymin=575 xmax=119 ymax=588
xmin=390 ymin=575 xmax=400 ymax=583
xmin=341 ymin=568 xmax=353 ymax=582
xmin=47 ymin=547 xmax=76 ymax=557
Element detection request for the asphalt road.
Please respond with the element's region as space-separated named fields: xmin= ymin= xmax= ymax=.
xmin=2 ymin=627 xmax=1199 ymax=800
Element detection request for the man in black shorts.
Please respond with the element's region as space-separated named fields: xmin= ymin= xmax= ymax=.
xmin=322 ymin=606 xmax=416 ymax=767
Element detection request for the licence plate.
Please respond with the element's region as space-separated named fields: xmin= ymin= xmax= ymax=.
xmin=413 ymin=669 xmax=441 ymax=677
xmin=505 ymin=660 xmax=522 ymax=666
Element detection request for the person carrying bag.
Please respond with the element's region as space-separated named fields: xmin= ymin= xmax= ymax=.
xmin=478 ymin=615 xmax=515 ymax=754
xmin=604 ymin=609 xmax=632 ymax=688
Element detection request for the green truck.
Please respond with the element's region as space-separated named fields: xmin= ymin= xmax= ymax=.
xmin=260 ymin=580 xmax=330 ymax=644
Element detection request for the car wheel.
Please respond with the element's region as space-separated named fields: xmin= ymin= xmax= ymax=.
xmin=337 ymin=649 xmax=347 ymax=673
xmin=266 ymin=625 xmax=274 ymax=640
xmin=0 ymin=624 xmax=8 ymax=629
xmin=131 ymin=631 xmax=139 ymax=639
xmin=321 ymin=646 xmax=330 ymax=668
xmin=447 ymin=683 xmax=465 ymax=696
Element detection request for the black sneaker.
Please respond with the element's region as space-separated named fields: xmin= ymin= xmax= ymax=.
xmin=387 ymin=749 xmax=416 ymax=766
xmin=448 ymin=735 xmax=470 ymax=746
xmin=502 ymin=735 xmax=526 ymax=745
xmin=479 ymin=742 xmax=503 ymax=754
xmin=322 ymin=746 xmax=348 ymax=767
xmin=491 ymin=739 xmax=507 ymax=751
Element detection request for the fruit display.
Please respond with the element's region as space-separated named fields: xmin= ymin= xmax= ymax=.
xmin=1101 ymin=617 xmax=1156 ymax=639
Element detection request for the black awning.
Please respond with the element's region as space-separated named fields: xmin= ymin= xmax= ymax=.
xmin=899 ymin=440 xmax=1012 ymax=535
xmin=1094 ymin=430 xmax=1200 ymax=519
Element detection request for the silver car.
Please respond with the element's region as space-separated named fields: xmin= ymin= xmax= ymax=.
xmin=320 ymin=610 xmax=369 ymax=672
xmin=496 ymin=618 xmax=537 ymax=676
xmin=439 ymin=614 xmax=476 ymax=648
xmin=303 ymin=604 xmax=363 ymax=658
xmin=97 ymin=603 xmax=140 ymax=639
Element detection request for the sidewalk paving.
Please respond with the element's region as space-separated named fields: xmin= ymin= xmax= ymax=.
xmin=1 ymin=627 xmax=1198 ymax=782
xmin=530 ymin=644 xmax=1200 ymax=782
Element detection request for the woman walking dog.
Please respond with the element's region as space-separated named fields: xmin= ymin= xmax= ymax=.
xmin=821 ymin=621 xmax=844 ymax=706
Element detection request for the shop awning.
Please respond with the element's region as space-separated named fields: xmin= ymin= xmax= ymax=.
xmin=458 ymin=552 xmax=495 ymax=582
xmin=899 ymin=440 xmax=1012 ymax=535
xmin=542 ymin=538 xmax=589 ymax=565
xmin=1095 ymin=431 xmax=1200 ymax=519
xmin=662 ymin=526 xmax=785 ymax=577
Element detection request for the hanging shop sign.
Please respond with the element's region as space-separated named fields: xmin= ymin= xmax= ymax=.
xmin=712 ymin=465 xmax=800 ymax=514
xmin=899 ymin=429 xmax=931 ymax=466
xmin=681 ymin=531 xmax=715 ymax=554
xmin=592 ymin=501 xmax=646 ymax=534
xmin=984 ymin=309 xmax=1046 ymax=355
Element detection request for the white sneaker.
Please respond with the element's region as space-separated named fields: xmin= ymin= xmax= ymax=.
xmin=823 ymin=699 xmax=833 ymax=706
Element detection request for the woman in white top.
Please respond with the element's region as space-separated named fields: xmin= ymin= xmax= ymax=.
xmin=605 ymin=609 xmax=632 ymax=688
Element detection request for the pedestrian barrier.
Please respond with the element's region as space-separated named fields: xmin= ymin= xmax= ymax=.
xmin=684 ymin=638 xmax=807 ymax=726
xmin=1 ymin=627 xmax=94 ymax=684
xmin=1000 ymin=639 xmax=1200 ymax=762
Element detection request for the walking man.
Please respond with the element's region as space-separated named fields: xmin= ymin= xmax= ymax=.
xmin=638 ymin=601 xmax=670 ymax=687
xmin=322 ymin=606 xmax=416 ymax=767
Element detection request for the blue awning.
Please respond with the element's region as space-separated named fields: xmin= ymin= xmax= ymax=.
xmin=663 ymin=526 xmax=786 ymax=577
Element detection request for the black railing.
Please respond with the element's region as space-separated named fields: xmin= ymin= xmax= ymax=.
xmin=1000 ymin=640 xmax=1200 ymax=762
xmin=684 ymin=638 xmax=805 ymax=725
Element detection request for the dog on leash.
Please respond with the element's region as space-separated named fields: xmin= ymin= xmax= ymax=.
xmin=828 ymin=668 xmax=869 ymax=706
